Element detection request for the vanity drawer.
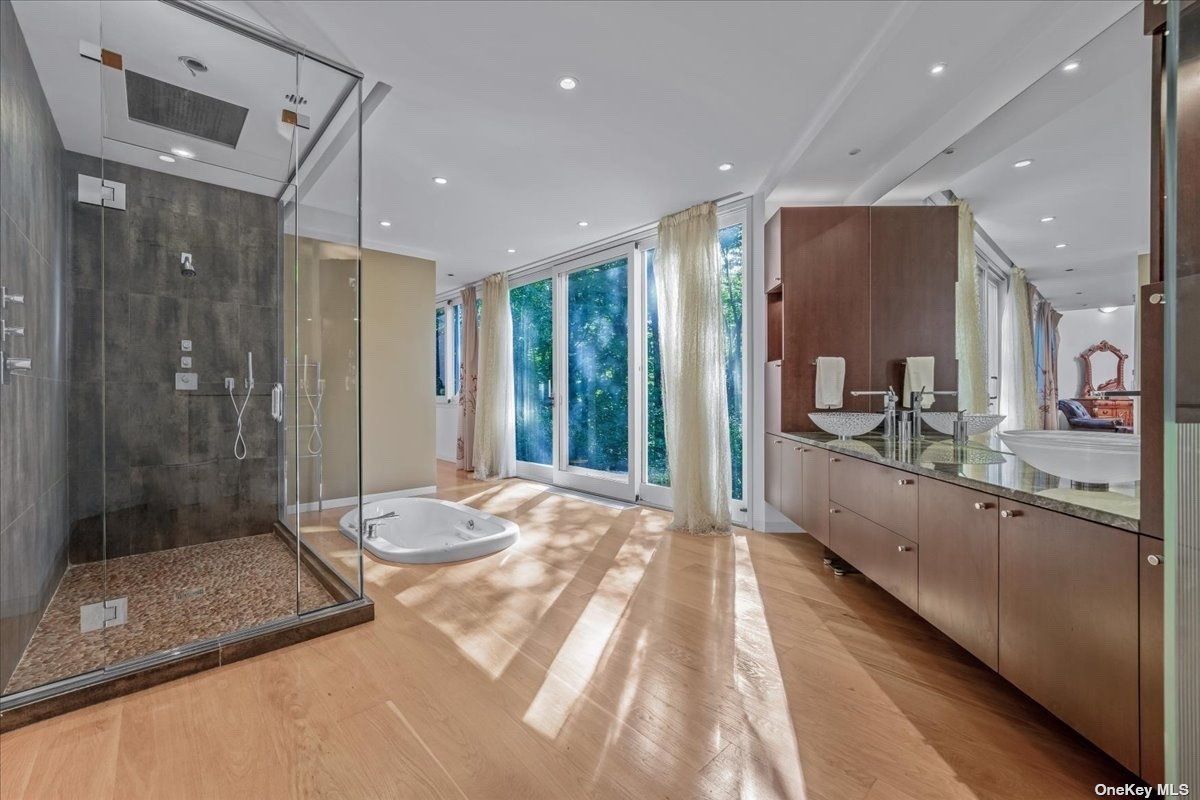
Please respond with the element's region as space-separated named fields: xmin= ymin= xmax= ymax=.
xmin=828 ymin=454 xmax=918 ymax=540
xmin=829 ymin=502 xmax=918 ymax=610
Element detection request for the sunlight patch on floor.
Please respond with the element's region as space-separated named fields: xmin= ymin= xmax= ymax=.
xmin=522 ymin=528 xmax=658 ymax=739
xmin=395 ymin=548 xmax=572 ymax=679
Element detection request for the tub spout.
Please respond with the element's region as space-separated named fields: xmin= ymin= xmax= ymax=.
xmin=363 ymin=510 xmax=397 ymax=539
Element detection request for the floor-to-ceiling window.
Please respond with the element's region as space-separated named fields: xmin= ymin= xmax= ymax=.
xmin=512 ymin=278 xmax=554 ymax=466
xmin=565 ymin=257 xmax=630 ymax=477
xmin=497 ymin=203 xmax=748 ymax=514
xmin=435 ymin=306 xmax=447 ymax=397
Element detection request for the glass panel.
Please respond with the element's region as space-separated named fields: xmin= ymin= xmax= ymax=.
xmin=512 ymin=279 xmax=553 ymax=465
xmin=1 ymin=0 xmax=105 ymax=695
xmin=720 ymin=223 xmax=746 ymax=502
xmin=452 ymin=304 xmax=463 ymax=396
xmin=293 ymin=57 xmax=362 ymax=613
xmin=644 ymin=222 xmax=746 ymax=500
xmin=96 ymin=0 xmax=301 ymax=668
xmin=567 ymin=258 xmax=629 ymax=474
xmin=435 ymin=307 xmax=446 ymax=395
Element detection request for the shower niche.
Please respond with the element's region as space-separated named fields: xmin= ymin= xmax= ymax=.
xmin=0 ymin=0 xmax=368 ymax=727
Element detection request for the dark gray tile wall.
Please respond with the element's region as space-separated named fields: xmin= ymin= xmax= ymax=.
xmin=65 ymin=153 xmax=280 ymax=563
xmin=0 ymin=0 xmax=70 ymax=690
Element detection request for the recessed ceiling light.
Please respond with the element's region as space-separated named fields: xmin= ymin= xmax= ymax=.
xmin=558 ymin=76 xmax=578 ymax=90
xmin=850 ymin=148 xmax=863 ymax=156
xmin=1100 ymin=306 xmax=1119 ymax=313
xmin=1055 ymin=242 xmax=1068 ymax=249
xmin=1063 ymin=60 xmax=1081 ymax=72
xmin=718 ymin=162 xmax=733 ymax=171
xmin=1013 ymin=159 xmax=1034 ymax=168
xmin=1040 ymin=216 xmax=1056 ymax=223
xmin=379 ymin=220 xmax=392 ymax=227
xmin=929 ymin=62 xmax=947 ymax=76
xmin=433 ymin=176 xmax=448 ymax=185
xmin=1065 ymin=268 xmax=1075 ymax=272
xmin=1076 ymin=291 xmax=1084 ymax=295
xmin=447 ymin=273 xmax=455 ymax=277
xmin=577 ymin=220 xmax=589 ymax=227
xmin=170 ymin=147 xmax=195 ymax=159
xmin=506 ymin=248 xmax=516 ymax=254
xmin=158 ymin=154 xmax=176 ymax=163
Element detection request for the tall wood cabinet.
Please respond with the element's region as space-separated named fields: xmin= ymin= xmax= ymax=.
xmin=763 ymin=205 xmax=958 ymax=431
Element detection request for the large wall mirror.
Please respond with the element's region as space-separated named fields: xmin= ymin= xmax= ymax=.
xmin=875 ymin=5 xmax=1148 ymax=504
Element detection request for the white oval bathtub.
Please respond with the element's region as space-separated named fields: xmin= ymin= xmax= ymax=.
xmin=339 ymin=498 xmax=519 ymax=564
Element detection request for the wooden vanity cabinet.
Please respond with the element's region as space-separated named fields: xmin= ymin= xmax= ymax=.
xmin=780 ymin=441 xmax=805 ymax=526
xmin=916 ymin=479 xmax=999 ymax=669
xmin=1140 ymin=535 xmax=1165 ymax=784
xmin=798 ymin=445 xmax=830 ymax=545
xmin=998 ymin=500 xmax=1140 ymax=772
xmin=764 ymin=434 xmax=784 ymax=512
xmin=828 ymin=454 xmax=918 ymax=540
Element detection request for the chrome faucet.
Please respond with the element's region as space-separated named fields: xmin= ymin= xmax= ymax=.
xmin=362 ymin=510 xmax=397 ymax=539
xmin=850 ymin=386 xmax=899 ymax=439
xmin=910 ymin=386 xmax=958 ymax=439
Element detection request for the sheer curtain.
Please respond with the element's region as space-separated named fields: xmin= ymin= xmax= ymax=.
xmin=473 ymin=274 xmax=515 ymax=479
xmin=999 ymin=267 xmax=1039 ymax=431
xmin=954 ymin=200 xmax=988 ymax=413
xmin=653 ymin=201 xmax=731 ymax=534
xmin=456 ymin=285 xmax=478 ymax=472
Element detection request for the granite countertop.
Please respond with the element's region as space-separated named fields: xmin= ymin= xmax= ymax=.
xmin=779 ymin=431 xmax=1141 ymax=533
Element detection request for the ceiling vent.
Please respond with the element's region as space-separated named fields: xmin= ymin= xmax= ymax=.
xmin=125 ymin=71 xmax=247 ymax=148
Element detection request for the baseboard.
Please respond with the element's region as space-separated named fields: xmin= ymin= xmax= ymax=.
xmin=286 ymin=485 xmax=438 ymax=514
xmin=754 ymin=517 xmax=804 ymax=534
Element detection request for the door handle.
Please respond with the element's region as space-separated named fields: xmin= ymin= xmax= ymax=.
xmin=1147 ymin=554 xmax=1164 ymax=566
xmin=1000 ymin=509 xmax=1022 ymax=518
xmin=974 ymin=502 xmax=993 ymax=510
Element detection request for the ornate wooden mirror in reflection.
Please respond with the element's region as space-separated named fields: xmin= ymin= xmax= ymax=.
xmin=1080 ymin=339 xmax=1129 ymax=396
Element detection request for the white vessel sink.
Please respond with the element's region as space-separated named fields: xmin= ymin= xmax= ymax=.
xmin=922 ymin=412 xmax=1006 ymax=436
xmin=809 ymin=412 xmax=884 ymax=439
xmin=998 ymin=430 xmax=1140 ymax=487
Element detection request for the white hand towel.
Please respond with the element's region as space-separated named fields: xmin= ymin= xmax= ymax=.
xmin=814 ymin=357 xmax=845 ymax=409
xmin=903 ymin=356 xmax=936 ymax=408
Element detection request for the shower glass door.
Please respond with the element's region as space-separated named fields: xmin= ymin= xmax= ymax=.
xmin=95 ymin=0 xmax=304 ymax=667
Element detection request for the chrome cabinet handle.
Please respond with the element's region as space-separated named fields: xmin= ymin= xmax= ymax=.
xmin=897 ymin=545 xmax=912 ymax=552
xmin=1147 ymin=554 xmax=1164 ymax=566
xmin=794 ymin=446 xmax=802 ymax=451
xmin=1000 ymin=509 xmax=1022 ymax=518
xmin=974 ymin=502 xmax=993 ymax=510
xmin=1149 ymin=292 xmax=1165 ymax=305
xmin=829 ymin=508 xmax=839 ymax=514
xmin=896 ymin=478 xmax=912 ymax=486
xmin=830 ymin=457 xmax=840 ymax=463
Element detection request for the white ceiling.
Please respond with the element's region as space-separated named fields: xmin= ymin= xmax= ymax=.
xmin=13 ymin=0 xmax=1143 ymax=299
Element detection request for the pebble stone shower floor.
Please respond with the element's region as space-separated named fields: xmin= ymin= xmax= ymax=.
xmin=4 ymin=534 xmax=335 ymax=694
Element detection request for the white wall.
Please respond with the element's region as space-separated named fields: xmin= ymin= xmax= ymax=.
xmin=435 ymin=401 xmax=459 ymax=462
xmin=1056 ymin=305 xmax=1138 ymax=399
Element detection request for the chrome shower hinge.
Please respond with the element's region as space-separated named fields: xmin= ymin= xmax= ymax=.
xmin=80 ymin=597 xmax=128 ymax=632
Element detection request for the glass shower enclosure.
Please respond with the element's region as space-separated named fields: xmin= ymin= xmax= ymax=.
xmin=0 ymin=0 xmax=365 ymax=715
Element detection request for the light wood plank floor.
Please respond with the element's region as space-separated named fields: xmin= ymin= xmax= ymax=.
xmin=1 ymin=461 xmax=1134 ymax=799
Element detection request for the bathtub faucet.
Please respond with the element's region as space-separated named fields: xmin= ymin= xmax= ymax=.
xmin=363 ymin=510 xmax=397 ymax=539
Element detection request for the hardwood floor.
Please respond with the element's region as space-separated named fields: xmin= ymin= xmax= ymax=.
xmin=0 ymin=461 xmax=1134 ymax=799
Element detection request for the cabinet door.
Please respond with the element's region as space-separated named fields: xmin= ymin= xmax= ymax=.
xmin=764 ymin=435 xmax=784 ymax=511
xmin=829 ymin=503 xmax=918 ymax=610
xmin=765 ymin=360 xmax=782 ymax=435
xmin=798 ymin=445 xmax=829 ymax=545
xmin=1140 ymin=535 xmax=1165 ymax=784
xmin=779 ymin=440 xmax=804 ymax=525
xmin=765 ymin=210 xmax=782 ymax=291
xmin=998 ymin=500 xmax=1139 ymax=772
xmin=917 ymin=479 xmax=999 ymax=669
